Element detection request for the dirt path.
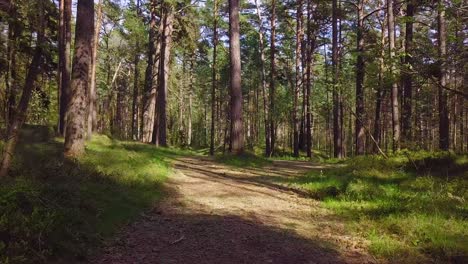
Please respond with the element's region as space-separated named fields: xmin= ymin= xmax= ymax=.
xmin=93 ymin=156 xmax=376 ymax=264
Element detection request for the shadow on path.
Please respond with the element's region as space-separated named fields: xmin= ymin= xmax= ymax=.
xmin=96 ymin=209 xmax=345 ymax=264
xmin=93 ymin=156 xmax=373 ymax=264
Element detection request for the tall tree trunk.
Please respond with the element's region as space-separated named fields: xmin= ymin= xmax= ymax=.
xmin=64 ymin=0 xmax=94 ymax=157
xmin=59 ymin=0 xmax=72 ymax=135
xmin=269 ymin=0 xmax=276 ymax=156
xmin=254 ymin=0 xmax=270 ymax=156
xmin=373 ymin=16 xmax=386 ymax=153
xmin=305 ymin=0 xmax=312 ymax=158
xmin=153 ymin=5 xmax=174 ymax=147
xmin=0 ymin=24 xmax=44 ymax=177
xmin=87 ymin=0 xmax=103 ymax=140
xmin=178 ymin=59 xmax=186 ymax=145
xmin=131 ymin=0 xmax=141 ymax=140
xmin=437 ymin=0 xmax=449 ymax=150
xmin=387 ymin=0 xmax=400 ymax=152
xmin=332 ymin=0 xmax=343 ymax=158
xmin=402 ymin=0 xmax=414 ymax=145
xmin=210 ymin=0 xmax=218 ymax=155
xmin=132 ymin=52 xmax=140 ymax=140
xmin=293 ymin=0 xmax=303 ymax=157
xmin=355 ymin=0 xmax=366 ymax=155
xmin=229 ymin=0 xmax=244 ymax=154
xmin=188 ymin=55 xmax=194 ymax=146
xmin=142 ymin=0 xmax=161 ymax=143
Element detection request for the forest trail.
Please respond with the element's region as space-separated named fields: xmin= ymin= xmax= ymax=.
xmin=94 ymin=156 xmax=376 ymax=264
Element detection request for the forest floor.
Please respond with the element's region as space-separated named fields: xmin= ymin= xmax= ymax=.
xmin=2 ymin=128 xmax=465 ymax=263
xmin=93 ymin=156 xmax=376 ymax=264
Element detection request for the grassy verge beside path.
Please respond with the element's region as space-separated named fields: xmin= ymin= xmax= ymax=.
xmin=279 ymin=152 xmax=468 ymax=263
xmin=0 ymin=127 xmax=186 ymax=263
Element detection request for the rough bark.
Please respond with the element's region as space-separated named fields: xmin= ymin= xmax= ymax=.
xmin=269 ymin=0 xmax=276 ymax=156
xmin=305 ymin=0 xmax=312 ymax=158
xmin=332 ymin=0 xmax=343 ymax=158
xmin=387 ymin=0 xmax=400 ymax=152
xmin=402 ymin=0 xmax=414 ymax=144
xmin=188 ymin=55 xmax=194 ymax=146
xmin=131 ymin=0 xmax=141 ymax=140
xmin=64 ymin=0 xmax=94 ymax=157
xmin=293 ymin=0 xmax=303 ymax=157
xmin=373 ymin=16 xmax=386 ymax=153
xmin=132 ymin=50 xmax=140 ymax=140
xmin=437 ymin=0 xmax=449 ymax=150
xmin=87 ymin=0 xmax=103 ymax=140
xmin=355 ymin=0 xmax=366 ymax=155
xmin=254 ymin=0 xmax=270 ymax=156
xmin=229 ymin=0 xmax=244 ymax=154
xmin=59 ymin=0 xmax=72 ymax=135
xmin=152 ymin=5 xmax=174 ymax=147
xmin=210 ymin=0 xmax=218 ymax=155
xmin=142 ymin=1 xmax=161 ymax=143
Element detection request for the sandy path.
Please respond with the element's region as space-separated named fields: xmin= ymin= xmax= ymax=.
xmin=93 ymin=156 xmax=375 ymax=264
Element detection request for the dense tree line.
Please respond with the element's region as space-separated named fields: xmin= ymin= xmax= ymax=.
xmin=0 ymin=0 xmax=466 ymax=175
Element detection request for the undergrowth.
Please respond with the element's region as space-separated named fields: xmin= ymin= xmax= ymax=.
xmin=283 ymin=151 xmax=468 ymax=263
xmin=0 ymin=126 xmax=183 ymax=263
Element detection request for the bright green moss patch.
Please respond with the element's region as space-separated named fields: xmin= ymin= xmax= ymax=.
xmin=0 ymin=131 xmax=181 ymax=263
xmin=284 ymin=152 xmax=468 ymax=262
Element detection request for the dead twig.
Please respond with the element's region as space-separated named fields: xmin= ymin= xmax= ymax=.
xmin=170 ymin=235 xmax=185 ymax=245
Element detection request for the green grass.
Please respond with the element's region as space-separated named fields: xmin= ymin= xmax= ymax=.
xmin=0 ymin=127 xmax=184 ymax=263
xmin=282 ymin=152 xmax=468 ymax=263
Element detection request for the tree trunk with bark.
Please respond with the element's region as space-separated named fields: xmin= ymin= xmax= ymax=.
xmin=254 ymin=0 xmax=270 ymax=156
xmin=269 ymin=0 xmax=276 ymax=156
xmin=59 ymin=0 xmax=72 ymax=135
xmin=355 ymin=0 xmax=366 ymax=155
xmin=152 ymin=5 xmax=174 ymax=147
xmin=132 ymin=51 xmax=140 ymax=140
xmin=373 ymin=15 xmax=386 ymax=153
xmin=402 ymin=0 xmax=414 ymax=145
xmin=188 ymin=55 xmax=194 ymax=146
xmin=142 ymin=1 xmax=161 ymax=143
xmin=437 ymin=0 xmax=449 ymax=150
xmin=332 ymin=0 xmax=343 ymax=158
xmin=305 ymin=0 xmax=313 ymax=158
xmin=229 ymin=0 xmax=244 ymax=154
xmin=131 ymin=0 xmax=141 ymax=140
xmin=64 ymin=0 xmax=94 ymax=157
xmin=87 ymin=0 xmax=103 ymax=140
xmin=293 ymin=0 xmax=303 ymax=157
xmin=210 ymin=0 xmax=218 ymax=155
xmin=387 ymin=0 xmax=400 ymax=152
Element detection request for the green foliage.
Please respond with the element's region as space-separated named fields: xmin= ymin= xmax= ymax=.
xmin=0 ymin=129 xmax=181 ymax=263
xmin=281 ymin=152 xmax=468 ymax=262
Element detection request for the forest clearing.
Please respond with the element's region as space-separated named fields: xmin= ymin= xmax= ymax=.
xmin=0 ymin=0 xmax=467 ymax=263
